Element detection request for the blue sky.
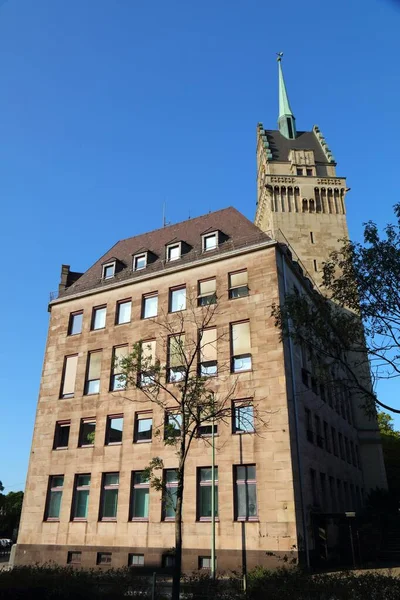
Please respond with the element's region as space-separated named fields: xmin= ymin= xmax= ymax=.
xmin=0 ymin=0 xmax=399 ymax=492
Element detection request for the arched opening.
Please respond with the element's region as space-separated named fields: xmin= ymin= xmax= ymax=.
xmin=302 ymin=198 xmax=308 ymax=213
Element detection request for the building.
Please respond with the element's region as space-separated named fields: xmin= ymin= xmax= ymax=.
xmin=15 ymin=60 xmax=386 ymax=571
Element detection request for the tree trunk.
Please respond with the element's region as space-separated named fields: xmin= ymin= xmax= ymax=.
xmin=172 ymin=463 xmax=184 ymax=600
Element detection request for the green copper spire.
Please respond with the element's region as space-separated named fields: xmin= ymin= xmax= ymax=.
xmin=277 ymin=53 xmax=296 ymax=140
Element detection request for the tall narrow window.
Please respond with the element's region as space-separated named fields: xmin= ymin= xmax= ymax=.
xmin=116 ymin=300 xmax=131 ymax=325
xmin=79 ymin=418 xmax=96 ymax=447
xmin=168 ymin=334 xmax=185 ymax=382
xmin=72 ymin=474 xmax=90 ymax=520
xmin=231 ymin=321 xmax=252 ymax=372
xmin=310 ymin=232 xmax=314 ymax=244
xmin=85 ymin=351 xmax=102 ymax=394
xmin=344 ymin=437 xmax=351 ymax=463
xmin=228 ymin=270 xmax=248 ymax=299
xmin=45 ymin=476 xmax=64 ymax=520
xmin=234 ymin=465 xmax=257 ymax=521
xmin=169 ymin=286 xmax=186 ymax=312
xmin=350 ymin=441 xmax=356 ymax=466
xmin=68 ymin=311 xmax=83 ymax=335
xmin=313 ymin=259 xmax=318 ymax=272
xmin=60 ymin=355 xmax=78 ymax=398
xmin=92 ymin=306 xmax=107 ymax=330
xmin=163 ymin=469 xmax=178 ymax=520
xmin=198 ymin=278 xmax=216 ymax=306
xmin=139 ymin=339 xmax=156 ymax=386
xmin=305 ymin=408 xmax=313 ymax=443
xmin=111 ymin=345 xmax=128 ymax=391
xmin=198 ymin=467 xmax=218 ymax=520
xmin=338 ymin=432 xmax=345 ymax=460
xmin=320 ymin=473 xmax=327 ymax=508
xmin=324 ymin=421 xmax=330 ymax=452
xmin=134 ymin=412 xmax=153 ymax=443
xmin=165 ymin=412 xmax=182 ymax=439
xmin=131 ymin=472 xmax=150 ymax=520
xmin=53 ymin=421 xmax=70 ymax=450
xmin=329 ymin=476 xmax=337 ymax=512
xmin=142 ymin=293 xmax=158 ymax=319
xmin=199 ymin=328 xmax=217 ymax=376
xmin=100 ymin=473 xmax=119 ymax=521
xmin=315 ymin=415 xmax=323 ymax=448
xmin=331 ymin=426 xmax=338 ymax=456
xmin=105 ymin=415 xmax=123 ymax=445
xmin=310 ymin=469 xmax=318 ymax=506
xmin=233 ymin=401 xmax=254 ymax=433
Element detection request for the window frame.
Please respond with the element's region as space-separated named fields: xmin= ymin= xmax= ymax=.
xmin=104 ymin=414 xmax=124 ymax=446
xmin=197 ymin=277 xmax=217 ymax=306
xmin=71 ymin=474 xmax=91 ymax=521
xmin=130 ymin=471 xmax=150 ymax=521
xmin=53 ymin=420 xmax=70 ymax=450
xmin=169 ymin=285 xmax=187 ymax=313
xmin=110 ymin=345 xmax=128 ymax=391
xmin=68 ymin=311 xmax=83 ymax=336
xmin=228 ymin=270 xmax=249 ymax=299
xmin=202 ymin=231 xmax=218 ymax=252
xmin=102 ymin=262 xmax=115 ymax=280
xmin=198 ymin=556 xmax=215 ymax=570
xmin=167 ymin=334 xmax=186 ymax=382
xmin=84 ymin=350 xmax=102 ymax=395
xmin=166 ymin=242 xmax=181 ymax=262
xmin=232 ymin=400 xmax=255 ymax=434
xmin=67 ymin=551 xmax=82 ymax=565
xmin=133 ymin=252 xmax=147 ymax=271
xmin=78 ymin=417 xmax=96 ymax=448
xmin=97 ymin=552 xmax=112 ymax=565
xmin=162 ymin=469 xmax=178 ymax=521
xmin=91 ymin=305 xmax=107 ymax=331
xmin=199 ymin=327 xmax=218 ymax=377
xmin=197 ymin=466 xmax=218 ymax=522
xmin=164 ymin=412 xmax=182 ymax=440
xmin=233 ymin=465 xmax=258 ymax=522
xmin=141 ymin=292 xmax=158 ymax=319
xmin=129 ymin=553 xmax=144 ymax=567
xmin=134 ymin=411 xmax=153 ymax=443
xmin=230 ymin=321 xmax=252 ymax=373
xmin=99 ymin=472 xmax=119 ymax=522
xmin=60 ymin=354 xmax=78 ymax=399
xmin=115 ymin=299 xmax=132 ymax=325
xmin=44 ymin=475 xmax=64 ymax=521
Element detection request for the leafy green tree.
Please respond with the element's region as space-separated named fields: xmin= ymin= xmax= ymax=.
xmin=118 ymin=295 xmax=263 ymax=600
xmin=272 ymin=203 xmax=400 ymax=415
xmin=376 ymin=411 xmax=400 ymax=507
xmin=0 ymin=488 xmax=24 ymax=539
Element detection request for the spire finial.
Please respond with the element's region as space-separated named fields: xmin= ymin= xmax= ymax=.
xmin=277 ymin=53 xmax=296 ymax=139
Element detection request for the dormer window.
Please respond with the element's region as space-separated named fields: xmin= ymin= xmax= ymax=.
xmin=102 ymin=262 xmax=116 ymax=280
xmin=167 ymin=243 xmax=181 ymax=262
xmin=202 ymin=232 xmax=218 ymax=252
xmin=133 ymin=253 xmax=147 ymax=271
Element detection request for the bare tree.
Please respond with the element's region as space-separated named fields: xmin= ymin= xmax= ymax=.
xmin=117 ymin=293 xmax=261 ymax=600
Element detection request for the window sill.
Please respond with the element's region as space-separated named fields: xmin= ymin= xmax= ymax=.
xmin=198 ymin=517 xmax=220 ymax=522
xmin=134 ymin=439 xmax=152 ymax=444
xmin=162 ymin=518 xmax=176 ymax=522
xmin=72 ymin=518 xmax=87 ymax=522
xmin=115 ymin=321 xmax=131 ymax=326
xmin=79 ymin=444 xmax=94 ymax=449
xmin=100 ymin=518 xmax=117 ymax=522
xmin=84 ymin=392 xmax=100 ymax=396
xmin=233 ymin=431 xmax=255 ymax=436
xmin=45 ymin=518 xmax=60 ymax=523
xmin=106 ymin=442 xmax=122 ymax=446
xmin=90 ymin=327 xmax=106 ymax=332
xmin=235 ymin=517 xmax=259 ymax=522
xmin=60 ymin=395 xmax=74 ymax=399
xmin=131 ymin=518 xmax=149 ymax=522
xmin=67 ymin=333 xmax=81 ymax=337
xmin=53 ymin=447 xmax=68 ymax=451
xmin=231 ymin=369 xmax=253 ymax=375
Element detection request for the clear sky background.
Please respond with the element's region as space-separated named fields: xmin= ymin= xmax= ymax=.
xmin=0 ymin=0 xmax=400 ymax=493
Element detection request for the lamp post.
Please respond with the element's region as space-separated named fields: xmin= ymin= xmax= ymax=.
xmin=211 ymin=409 xmax=216 ymax=580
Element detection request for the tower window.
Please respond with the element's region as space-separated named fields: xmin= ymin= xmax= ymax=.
xmin=287 ymin=118 xmax=293 ymax=139
xmin=313 ymin=260 xmax=318 ymax=272
xmin=310 ymin=232 xmax=314 ymax=244
xmin=306 ymin=168 xmax=313 ymax=176
xmin=296 ymin=168 xmax=303 ymax=176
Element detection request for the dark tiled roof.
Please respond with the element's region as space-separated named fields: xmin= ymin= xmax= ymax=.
xmin=264 ymin=130 xmax=328 ymax=163
xmin=58 ymin=207 xmax=271 ymax=298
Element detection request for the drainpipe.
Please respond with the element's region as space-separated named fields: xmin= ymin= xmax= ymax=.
xmin=281 ymin=250 xmax=310 ymax=568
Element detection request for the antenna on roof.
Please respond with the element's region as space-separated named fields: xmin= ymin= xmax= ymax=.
xmin=162 ymin=202 xmax=170 ymax=228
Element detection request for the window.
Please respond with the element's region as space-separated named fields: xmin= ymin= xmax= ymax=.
xmin=60 ymin=355 xmax=78 ymax=398
xmin=162 ymin=554 xmax=176 ymax=568
xmin=198 ymin=467 xmax=218 ymax=520
xmin=67 ymin=551 xmax=81 ymax=564
xmin=100 ymin=473 xmax=119 ymax=520
xmin=331 ymin=426 xmax=338 ymax=456
xmin=133 ymin=253 xmax=147 ymax=271
xmin=305 ymin=408 xmax=313 ymax=443
xmin=165 ymin=412 xmax=182 ymax=439
xmin=167 ymin=334 xmax=185 ymax=382
xmin=306 ymin=168 xmax=313 ymax=176
xmin=233 ymin=401 xmax=254 ymax=433
xmin=202 ymin=232 xmax=218 ymax=252
xmin=79 ymin=418 xmax=96 ymax=447
xmin=198 ymin=278 xmax=216 ymax=306
xmin=228 ymin=270 xmax=248 ymax=299
xmin=97 ymin=552 xmax=112 ymax=565
xmin=230 ymin=321 xmax=252 ymax=372
xmin=105 ymin=415 xmax=123 ymax=445
xmin=234 ymin=465 xmax=257 ymax=521
xmin=310 ymin=232 xmax=314 ymax=244
xmin=116 ymin=300 xmax=131 ymax=325
xmin=169 ymin=286 xmax=186 ymax=312
xmin=53 ymin=421 xmax=70 ymax=449
xmin=198 ymin=421 xmax=218 ymax=436
xmin=129 ymin=554 xmax=144 ymax=567
xmin=320 ymin=473 xmax=327 ymax=508
xmin=323 ymin=421 xmax=330 ymax=452
xmin=131 ymin=472 xmax=150 ymax=520
xmin=199 ymin=327 xmax=217 ymax=376
xmin=163 ymin=469 xmax=178 ymax=520
xmin=102 ymin=263 xmax=115 ymax=279
xmin=111 ymin=345 xmax=128 ymax=391
xmin=167 ymin=243 xmax=181 ymax=262
xmin=310 ymin=469 xmax=318 ymax=506
xmin=337 ymin=479 xmax=343 ymax=510
xmin=199 ymin=556 xmax=215 ymax=570
xmin=142 ymin=293 xmax=158 ymax=319
xmin=329 ymin=476 xmax=337 ymax=512
xmin=72 ymin=474 xmax=90 ymax=520
xmin=296 ymin=168 xmax=303 ymax=176
xmin=45 ymin=476 xmax=64 ymax=520
xmin=68 ymin=311 xmax=83 ymax=335
xmin=344 ymin=437 xmax=351 ymax=463
xmin=139 ymin=339 xmax=156 ymax=386
xmin=338 ymin=432 xmax=345 ymax=460
xmin=134 ymin=412 xmax=153 ymax=442
xmin=313 ymin=259 xmax=318 ymax=272
xmin=315 ymin=415 xmax=323 ymax=448
xmin=350 ymin=441 xmax=356 ymax=466
xmin=92 ymin=306 xmax=106 ymax=330
xmin=85 ymin=351 xmax=102 ymax=394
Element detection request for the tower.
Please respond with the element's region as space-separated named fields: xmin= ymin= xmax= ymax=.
xmin=255 ymin=55 xmax=349 ymax=287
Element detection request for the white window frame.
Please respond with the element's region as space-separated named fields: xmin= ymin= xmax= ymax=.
xmin=202 ymin=231 xmax=218 ymax=252
xmin=166 ymin=242 xmax=181 ymax=262
xmin=133 ymin=252 xmax=147 ymax=271
xmin=102 ymin=261 xmax=116 ymax=279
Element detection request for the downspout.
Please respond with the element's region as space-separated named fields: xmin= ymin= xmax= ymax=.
xmin=280 ymin=249 xmax=310 ymax=568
